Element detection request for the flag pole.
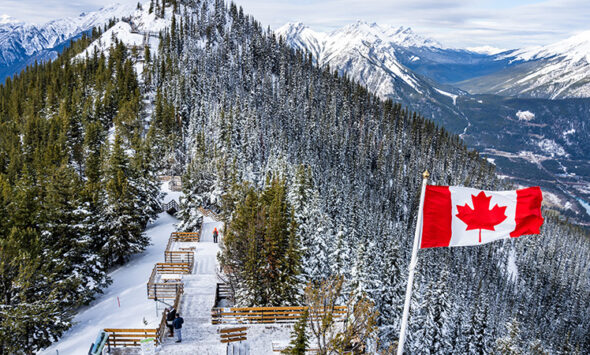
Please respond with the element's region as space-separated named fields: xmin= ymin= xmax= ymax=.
xmin=397 ymin=170 xmax=429 ymax=355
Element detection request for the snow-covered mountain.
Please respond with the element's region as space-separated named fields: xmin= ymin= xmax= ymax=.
xmin=459 ymin=31 xmax=590 ymax=99
xmin=276 ymin=21 xmax=475 ymax=133
xmin=277 ymin=21 xmax=445 ymax=100
xmin=0 ymin=3 xmax=136 ymax=80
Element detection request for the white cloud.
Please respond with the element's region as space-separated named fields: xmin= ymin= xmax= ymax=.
xmin=0 ymin=0 xmax=138 ymax=24
xmin=1 ymin=0 xmax=590 ymax=49
xmin=236 ymin=0 xmax=590 ymax=48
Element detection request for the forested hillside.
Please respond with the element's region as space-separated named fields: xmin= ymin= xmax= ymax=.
xmin=0 ymin=0 xmax=588 ymax=353
xmin=147 ymin=0 xmax=589 ymax=352
xmin=0 ymin=29 xmax=161 ymax=352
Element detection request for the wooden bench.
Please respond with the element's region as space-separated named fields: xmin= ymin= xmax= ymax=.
xmin=219 ymin=327 xmax=248 ymax=343
xmin=104 ymin=328 xmax=158 ymax=347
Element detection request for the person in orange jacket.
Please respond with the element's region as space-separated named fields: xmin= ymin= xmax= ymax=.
xmin=213 ymin=227 xmax=219 ymax=243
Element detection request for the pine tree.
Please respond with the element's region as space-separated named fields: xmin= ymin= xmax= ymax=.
xmin=101 ymin=133 xmax=149 ymax=265
xmin=421 ymin=269 xmax=451 ymax=354
xmin=221 ymin=177 xmax=301 ymax=306
xmin=496 ymin=318 xmax=522 ymax=355
xmin=283 ymin=309 xmax=309 ymax=354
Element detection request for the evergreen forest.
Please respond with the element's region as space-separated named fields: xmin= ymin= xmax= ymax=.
xmin=0 ymin=0 xmax=588 ymax=353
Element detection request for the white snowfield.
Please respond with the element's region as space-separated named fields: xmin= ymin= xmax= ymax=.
xmin=42 ymin=182 xmax=293 ymax=354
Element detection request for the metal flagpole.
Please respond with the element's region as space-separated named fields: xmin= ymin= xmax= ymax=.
xmin=397 ymin=170 xmax=429 ymax=355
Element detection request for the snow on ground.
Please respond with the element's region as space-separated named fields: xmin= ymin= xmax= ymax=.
xmin=158 ymin=217 xmax=294 ymax=354
xmin=162 ymin=180 xmax=182 ymax=204
xmin=507 ymin=247 xmax=518 ymax=282
xmin=577 ymin=198 xmax=590 ymax=217
xmin=434 ymin=87 xmax=458 ymax=105
xmin=467 ymin=45 xmax=507 ymax=55
xmin=516 ymin=110 xmax=535 ymax=121
xmin=42 ymin=182 xmax=293 ymax=354
xmin=41 ymin=211 xmax=179 ymax=355
xmin=76 ymin=0 xmax=170 ymax=65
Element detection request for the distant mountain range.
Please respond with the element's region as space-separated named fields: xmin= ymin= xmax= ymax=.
xmin=278 ymin=22 xmax=590 ymax=223
xmin=277 ymin=22 xmax=590 ymax=100
xmin=459 ymin=31 xmax=590 ymax=99
xmin=0 ymin=3 xmax=134 ymax=81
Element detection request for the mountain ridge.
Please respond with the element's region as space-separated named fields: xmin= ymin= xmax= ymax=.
xmin=0 ymin=3 xmax=136 ymax=81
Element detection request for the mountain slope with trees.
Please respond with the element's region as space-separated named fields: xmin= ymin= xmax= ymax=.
xmin=134 ymin=0 xmax=588 ymax=352
xmin=0 ymin=0 xmax=589 ymax=353
xmin=0 ymin=27 xmax=161 ymax=353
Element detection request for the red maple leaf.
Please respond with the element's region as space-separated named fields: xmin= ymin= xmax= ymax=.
xmin=456 ymin=191 xmax=508 ymax=243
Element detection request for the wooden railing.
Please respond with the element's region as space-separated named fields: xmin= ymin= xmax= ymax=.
xmin=147 ymin=282 xmax=184 ymax=300
xmin=156 ymin=291 xmax=182 ymax=344
xmin=211 ymin=306 xmax=347 ymax=325
xmin=198 ymin=207 xmax=220 ymax=219
xmin=104 ymin=328 xmax=158 ymax=347
xmin=214 ymin=283 xmax=233 ymax=307
xmin=165 ymin=251 xmax=194 ymax=268
xmin=162 ymin=199 xmax=179 ymax=213
xmin=147 ymin=265 xmax=185 ymax=300
xmin=154 ymin=262 xmax=191 ymax=274
xmin=219 ymin=327 xmax=248 ymax=343
xmin=171 ymin=232 xmax=200 ymax=242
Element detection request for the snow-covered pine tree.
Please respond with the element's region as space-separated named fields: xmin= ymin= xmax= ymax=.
xmin=101 ymin=133 xmax=149 ymax=265
xmin=496 ymin=317 xmax=522 ymax=355
xmin=420 ymin=269 xmax=452 ymax=354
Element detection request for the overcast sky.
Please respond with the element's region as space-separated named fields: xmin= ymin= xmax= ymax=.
xmin=2 ymin=0 xmax=590 ymax=49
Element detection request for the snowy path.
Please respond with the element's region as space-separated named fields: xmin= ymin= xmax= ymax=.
xmin=160 ymin=217 xmax=293 ymax=355
xmin=41 ymin=212 xmax=179 ymax=355
xmin=159 ymin=216 xmax=226 ymax=354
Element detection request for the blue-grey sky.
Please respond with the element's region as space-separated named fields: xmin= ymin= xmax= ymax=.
xmin=2 ymin=0 xmax=590 ymax=49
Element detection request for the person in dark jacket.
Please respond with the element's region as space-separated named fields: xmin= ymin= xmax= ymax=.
xmin=213 ymin=227 xmax=219 ymax=243
xmin=166 ymin=306 xmax=176 ymax=337
xmin=173 ymin=313 xmax=184 ymax=343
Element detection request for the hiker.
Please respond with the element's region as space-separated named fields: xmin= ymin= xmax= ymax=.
xmin=213 ymin=227 xmax=219 ymax=243
xmin=173 ymin=313 xmax=184 ymax=343
xmin=166 ymin=306 xmax=176 ymax=337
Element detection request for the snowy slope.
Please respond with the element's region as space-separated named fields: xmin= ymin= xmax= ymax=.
xmin=76 ymin=1 xmax=172 ymax=68
xmin=39 ymin=182 xmax=179 ymax=354
xmin=276 ymin=21 xmax=443 ymax=99
xmin=40 ymin=211 xmax=178 ymax=355
xmin=0 ymin=3 xmax=136 ymax=80
xmin=276 ymin=21 xmax=472 ymax=134
xmin=460 ymin=31 xmax=590 ymax=99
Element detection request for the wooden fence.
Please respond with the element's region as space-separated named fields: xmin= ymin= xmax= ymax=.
xmin=165 ymin=250 xmax=194 ymax=268
xmin=171 ymin=231 xmax=201 ymax=242
xmin=156 ymin=290 xmax=183 ymax=343
xmin=211 ymin=306 xmax=347 ymax=325
xmin=162 ymin=199 xmax=179 ymax=214
xmin=214 ymin=283 xmax=232 ymax=307
xmin=147 ymin=265 xmax=185 ymax=300
xmin=198 ymin=207 xmax=220 ymax=219
xmin=104 ymin=328 xmax=158 ymax=347
xmin=219 ymin=327 xmax=248 ymax=343
xmin=154 ymin=262 xmax=192 ymax=274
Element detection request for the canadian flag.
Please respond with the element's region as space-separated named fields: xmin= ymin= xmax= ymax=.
xmin=421 ymin=186 xmax=543 ymax=248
